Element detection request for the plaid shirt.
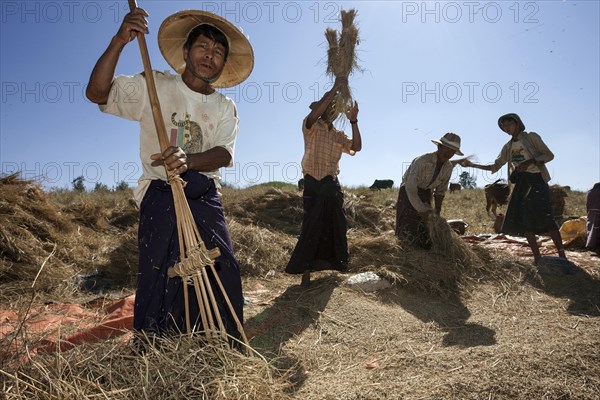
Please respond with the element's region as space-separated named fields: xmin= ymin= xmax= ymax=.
xmin=301 ymin=117 xmax=354 ymax=180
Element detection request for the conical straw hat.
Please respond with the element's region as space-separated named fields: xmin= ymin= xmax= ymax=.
xmin=158 ymin=10 xmax=254 ymax=88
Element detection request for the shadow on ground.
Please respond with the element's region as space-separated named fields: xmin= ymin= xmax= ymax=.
xmin=527 ymin=256 xmax=600 ymax=316
xmin=378 ymin=285 xmax=497 ymax=348
xmin=246 ymin=275 xmax=339 ymax=353
xmin=244 ymin=275 xmax=340 ymax=391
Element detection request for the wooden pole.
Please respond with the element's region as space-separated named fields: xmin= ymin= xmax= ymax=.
xmin=127 ymin=0 xmax=170 ymax=152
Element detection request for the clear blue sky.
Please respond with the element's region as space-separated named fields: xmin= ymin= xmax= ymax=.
xmin=1 ymin=0 xmax=599 ymax=191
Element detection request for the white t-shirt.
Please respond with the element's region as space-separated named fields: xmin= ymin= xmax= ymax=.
xmin=100 ymin=71 xmax=239 ymax=205
xmin=510 ymin=140 xmax=541 ymax=174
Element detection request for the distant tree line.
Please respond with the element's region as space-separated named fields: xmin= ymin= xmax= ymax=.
xmin=71 ymin=176 xmax=130 ymax=192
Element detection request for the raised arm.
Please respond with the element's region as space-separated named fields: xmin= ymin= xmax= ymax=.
xmin=463 ymin=160 xmax=495 ymax=172
xmin=86 ymin=8 xmax=149 ymax=104
xmin=345 ymin=100 xmax=362 ymax=152
xmin=305 ymin=77 xmax=347 ymax=130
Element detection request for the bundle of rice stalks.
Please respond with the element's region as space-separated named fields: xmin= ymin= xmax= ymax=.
xmin=348 ymin=232 xmax=404 ymax=269
xmin=325 ymin=28 xmax=339 ymax=76
xmin=227 ymin=218 xmax=296 ymax=277
xmin=325 ymin=9 xmax=361 ymax=120
xmin=427 ymin=213 xmax=481 ymax=269
xmin=1 ymin=334 xmax=294 ymax=399
xmin=449 ymin=155 xmax=475 ymax=167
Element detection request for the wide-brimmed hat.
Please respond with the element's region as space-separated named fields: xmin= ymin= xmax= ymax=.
xmin=498 ymin=113 xmax=525 ymax=132
xmin=432 ymin=132 xmax=463 ymax=156
xmin=158 ymin=10 xmax=254 ymax=88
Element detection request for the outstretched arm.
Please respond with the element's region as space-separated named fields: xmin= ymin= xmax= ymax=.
xmin=462 ymin=159 xmax=495 ymax=171
xmin=463 ymin=142 xmax=510 ymax=173
xmin=86 ymin=8 xmax=149 ymax=104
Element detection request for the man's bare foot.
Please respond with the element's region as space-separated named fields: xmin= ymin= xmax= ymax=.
xmin=301 ymin=271 xmax=311 ymax=287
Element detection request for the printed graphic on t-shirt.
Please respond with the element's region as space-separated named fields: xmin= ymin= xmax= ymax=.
xmin=510 ymin=141 xmax=527 ymax=164
xmin=170 ymin=112 xmax=203 ymax=153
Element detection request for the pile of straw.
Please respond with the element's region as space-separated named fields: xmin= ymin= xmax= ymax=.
xmin=343 ymin=193 xmax=395 ymax=233
xmin=227 ymin=217 xmax=296 ymax=277
xmin=0 ymin=174 xmax=138 ymax=299
xmin=0 ymin=174 xmax=76 ymax=293
xmin=348 ymin=233 xmax=467 ymax=297
xmin=226 ymin=188 xmax=303 ymax=236
xmin=325 ymin=9 xmax=361 ymax=120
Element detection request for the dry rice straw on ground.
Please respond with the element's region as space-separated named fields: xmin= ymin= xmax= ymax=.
xmin=1 ymin=334 xmax=294 ymax=400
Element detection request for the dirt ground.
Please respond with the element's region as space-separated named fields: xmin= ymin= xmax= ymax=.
xmin=1 ymin=240 xmax=599 ymax=399
xmin=241 ymin=243 xmax=599 ymax=399
xmin=1 ymin=181 xmax=598 ymax=399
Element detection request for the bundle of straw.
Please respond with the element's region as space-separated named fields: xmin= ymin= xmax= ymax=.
xmin=427 ymin=213 xmax=480 ymax=269
xmin=325 ymin=9 xmax=361 ymax=120
xmin=450 ymin=155 xmax=475 ymax=167
xmin=127 ymin=0 xmax=249 ymax=351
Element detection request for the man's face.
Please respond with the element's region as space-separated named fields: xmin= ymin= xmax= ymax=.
xmin=502 ymin=118 xmax=519 ymax=135
xmin=183 ymin=34 xmax=227 ymax=81
xmin=437 ymin=145 xmax=456 ymax=162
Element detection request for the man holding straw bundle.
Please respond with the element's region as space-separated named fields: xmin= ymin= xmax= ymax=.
xmin=395 ymin=133 xmax=464 ymax=249
xmin=285 ymin=77 xmax=362 ymax=286
xmin=286 ymin=8 xmax=363 ymax=287
xmin=86 ymin=7 xmax=253 ymax=339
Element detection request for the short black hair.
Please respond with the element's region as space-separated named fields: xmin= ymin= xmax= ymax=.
xmin=183 ymin=24 xmax=229 ymax=60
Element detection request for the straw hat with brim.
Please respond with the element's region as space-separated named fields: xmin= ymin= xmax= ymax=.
xmin=498 ymin=113 xmax=526 ymax=132
xmin=158 ymin=10 xmax=254 ymax=88
xmin=432 ymin=132 xmax=464 ymax=156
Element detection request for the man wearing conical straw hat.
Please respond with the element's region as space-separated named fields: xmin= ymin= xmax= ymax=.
xmin=285 ymin=77 xmax=362 ymax=286
xmin=395 ymin=133 xmax=464 ymax=249
xmin=86 ymin=7 xmax=253 ymax=339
